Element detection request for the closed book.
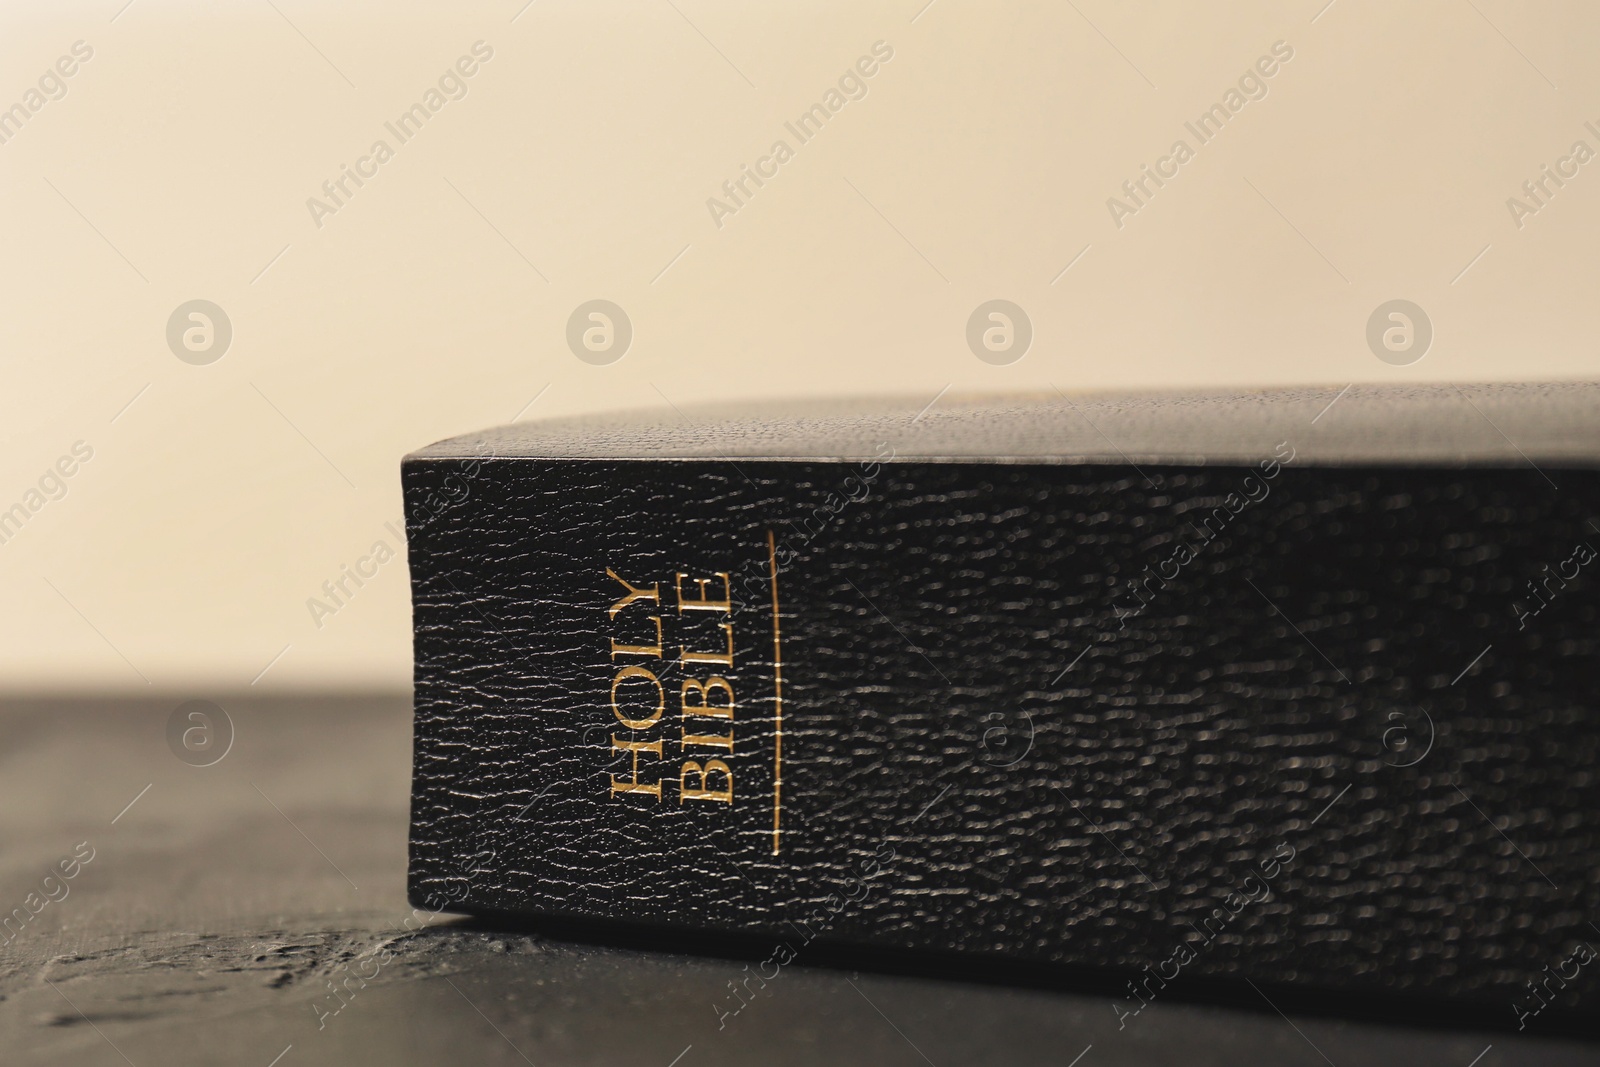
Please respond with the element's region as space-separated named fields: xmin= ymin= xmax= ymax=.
xmin=404 ymin=383 xmax=1600 ymax=1032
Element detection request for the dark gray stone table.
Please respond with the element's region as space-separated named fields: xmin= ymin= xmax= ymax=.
xmin=1 ymin=694 xmax=1592 ymax=1066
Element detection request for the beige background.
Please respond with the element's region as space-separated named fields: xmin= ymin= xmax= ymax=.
xmin=1 ymin=0 xmax=1595 ymax=691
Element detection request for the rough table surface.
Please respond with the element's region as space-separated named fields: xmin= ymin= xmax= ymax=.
xmin=1 ymin=693 xmax=1592 ymax=1067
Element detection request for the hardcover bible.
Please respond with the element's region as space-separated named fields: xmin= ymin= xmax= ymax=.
xmin=403 ymin=384 xmax=1600 ymax=1032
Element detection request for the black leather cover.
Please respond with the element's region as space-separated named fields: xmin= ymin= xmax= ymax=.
xmin=405 ymin=386 xmax=1600 ymax=1033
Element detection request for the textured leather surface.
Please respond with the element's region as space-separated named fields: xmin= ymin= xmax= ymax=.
xmin=406 ymin=448 xmax=1600 ymax=1030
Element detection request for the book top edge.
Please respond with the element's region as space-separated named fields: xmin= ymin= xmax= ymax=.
xmin=404 ymin=382 xmax=1600 ymax=467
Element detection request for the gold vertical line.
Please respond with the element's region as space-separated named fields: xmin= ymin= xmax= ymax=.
xmin=768 ymin=529 xmax=784 ymax=856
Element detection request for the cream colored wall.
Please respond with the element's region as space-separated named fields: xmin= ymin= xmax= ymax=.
xmin=1 ymin=0 xmax=1595 ymax=690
